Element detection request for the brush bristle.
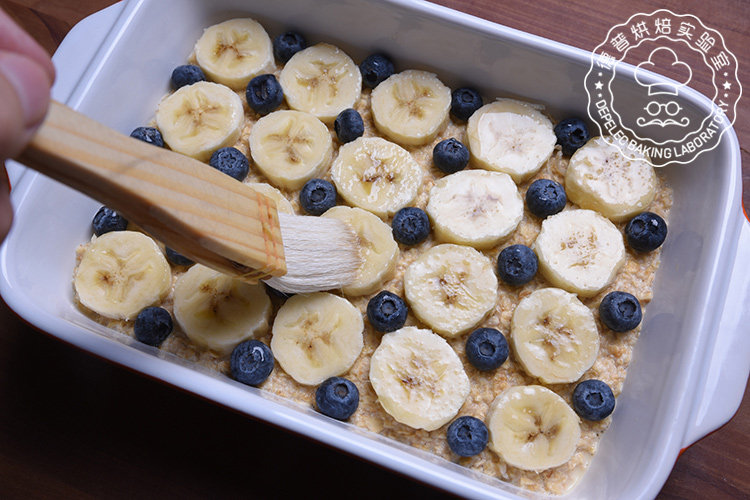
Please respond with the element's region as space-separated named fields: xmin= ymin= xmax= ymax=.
xmin=263 ymin=213 xmax=361 ymax=294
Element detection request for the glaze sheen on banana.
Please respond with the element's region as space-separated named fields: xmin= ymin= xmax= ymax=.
xmin=331 ymin=137 xmax=423 ymax=218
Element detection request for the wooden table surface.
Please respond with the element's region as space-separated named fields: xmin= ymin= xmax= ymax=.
xmin=0 ymin=0 xmax=747 ymax=498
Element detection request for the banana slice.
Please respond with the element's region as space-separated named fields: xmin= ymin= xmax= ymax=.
xmin=322 ymin=206 xmax=398 ymax=296
xmin=173 ymin=264 xmax=272 ymax=355
xmin=74 ymin=231 xmax=171 ymax=320
xmin=534 ymin=209 xmax=626 ymax=297
xmin=156 ymin=81 xmax=244 ymax=161
xmin=466 ymin=99 xmax=556 ymax=183
xmin=404 ymin=244 xmax=498 ymax=338
xmin=249 ymin=110 xmax=333 ymax=190
xmin=427 ymin=170 xmax=523 ymax=249
xmin=194 ymin=18 xmax=274 ymax=90
xmin=369 ymin=327 xmax=470 ymax=431
xmin=511 ymin=288 xmax=599 ymax=384
xmin=279 ymin=43 xmax=361 ymax=123
xmin=246 ymin=182 xmax=295 ymax=214
xmin=487 ymin=385 xmax=581 ymax=471
xmin=270 ymin=292 xmax=364 ymax=385
xmin=565 ymin=136 xmax=657 ymax=222
xmin=370 ymin=70 xmax=451 ymax=146
xmin=330 ymin=137 xmax=423 ymax=218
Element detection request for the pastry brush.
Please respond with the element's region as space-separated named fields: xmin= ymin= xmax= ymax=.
xmin=15 ymin=101 xmax=361 ymax=294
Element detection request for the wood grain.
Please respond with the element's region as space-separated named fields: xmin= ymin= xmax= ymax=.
xmin=21 ymin=101 xmax=286 ymax=280
xmin=0 ymin=1 xmax=747 ymax=499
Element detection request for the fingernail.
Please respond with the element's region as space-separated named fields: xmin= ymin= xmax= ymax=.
xmin=0 ymin=51 xmax=51 ymax=129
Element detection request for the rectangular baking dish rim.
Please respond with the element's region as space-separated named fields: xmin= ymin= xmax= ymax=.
xmin=1 ymin=1 xmax=747 ymax=499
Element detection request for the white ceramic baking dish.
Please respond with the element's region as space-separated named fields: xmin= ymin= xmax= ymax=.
xmin=2 ymin=1 xmax=748 ymax=498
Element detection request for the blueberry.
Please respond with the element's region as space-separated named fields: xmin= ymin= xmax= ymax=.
xmin=246 ymin=74 xmax=284 ymax=115
xmin=130 ymin=127 xmax=164 ymax=147
xmin=134 ymin=307 xmax=173 ymax=347
xmin=625 ymin=212 xmax=667 ymax=252
xmin=92 ymin=206 xmax=128 ymax=236
xmin=446 ymin=416 xmax=488 ymax=457
xmin=230 ymin=340 xmax=274 ymax=387
xmin=273 ymin=31 xmax=307 ymax=63
xmin=599 ymin=291 xmax=642 ymax=332
xmin=450 ymin=87 xmax=483 ymax=121
xmin=465 ymin=328 xmax=508 ymax=371
xmin=366 ymin=291 xmax=408 ymax=333
xmin=170 ymin=64 xmax=205 ymax=89
xmin=391 ymin=207 xmax=430 ymax=245
xmin=209 ymin=147 xmax=249 ymax=181
xmin=497 ymin=245 xmax=538 ymax=286
xmin=525 ymin=179 xmax=566 ymax=218
xmin=433 ymin=138 xmax=469 ymax=174
xmin=359 ymin=53 xmax=394 ymax=88
xmin=554 ymin=117 xmax=590 ymax=156
xmin=264 ymin=283 xmax=295 ymax=300
xmin=572 ymin=379 xmax=615 ymax=421
xmin=299 ymin=179 xmax=337 ymax=215
xmin=315 ymin=377 xmax=359 ymax=420
xmin=334 ymin=108 xmax=364 ymax=144
xmin=165 ymin=247 xmax=194 ymax=266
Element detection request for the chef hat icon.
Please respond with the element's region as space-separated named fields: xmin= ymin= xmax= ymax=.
xmin=634 ymin=47 xmax=692 ymax=96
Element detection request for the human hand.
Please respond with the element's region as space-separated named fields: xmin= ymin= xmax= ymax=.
xmin=0 ymin=8 xmax=55 ymax=241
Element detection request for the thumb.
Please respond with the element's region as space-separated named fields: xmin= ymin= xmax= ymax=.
xmin=0 ymin=51 xmax=52 ymax=243
xmin=0 ymin=50 xmax=52 ymax=159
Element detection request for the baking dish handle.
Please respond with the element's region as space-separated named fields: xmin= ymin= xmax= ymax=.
xmin=682 ymin=214 xmax=750 ymax=447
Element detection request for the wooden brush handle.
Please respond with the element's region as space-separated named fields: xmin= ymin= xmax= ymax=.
xmin=16 ymin=100 xmax=286 ymax=280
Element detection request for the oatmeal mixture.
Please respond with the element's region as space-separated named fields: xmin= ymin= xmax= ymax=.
xmin=74 ymin=37 xmax=672 ymax=496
